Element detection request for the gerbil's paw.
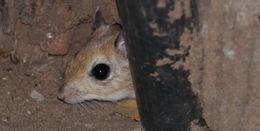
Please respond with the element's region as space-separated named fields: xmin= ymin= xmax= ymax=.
xmin=115 ymin=99 xmax=139 ymax=121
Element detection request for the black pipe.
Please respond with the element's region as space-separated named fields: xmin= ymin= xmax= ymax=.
xmin=116 ymin=0 xmax=208 ymax=131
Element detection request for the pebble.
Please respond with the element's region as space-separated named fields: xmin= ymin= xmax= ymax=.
xmin=30 ymin=90 xmax=45 ymax=102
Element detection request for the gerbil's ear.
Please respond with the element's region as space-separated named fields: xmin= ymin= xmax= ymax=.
xmin=93 ymin=8 xmax=106 ymax=29
xmin=115 ymin=33 xmax=127 ymax=58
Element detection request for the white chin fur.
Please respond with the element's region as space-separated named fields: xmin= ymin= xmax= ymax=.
xmin=64 ymin=96 xmax=85 ymax=104
xmin=82 ymin=90 xmax=135 ymax=102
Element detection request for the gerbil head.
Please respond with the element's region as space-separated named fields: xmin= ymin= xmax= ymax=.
xmin=57 ymin=10 xmax=134 ymax=104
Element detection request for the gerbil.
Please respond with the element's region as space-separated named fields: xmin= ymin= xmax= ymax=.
xmin=57 ymin=10 xmax=135 ymax=104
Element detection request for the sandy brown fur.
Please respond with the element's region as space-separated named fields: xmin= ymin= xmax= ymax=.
xmin=60 ymin=23 xmax=134 ymax=102
xmin=65 ymin=25 xmax=121 ymax=81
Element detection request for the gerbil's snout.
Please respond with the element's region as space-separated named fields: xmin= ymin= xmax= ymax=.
xmin=57 ymin=86 xmax=82 ymax=104
xmin=57 ymin=86 xmax=66 ymax=101
xmin=57 ymin=10 xmax=135 ymax=104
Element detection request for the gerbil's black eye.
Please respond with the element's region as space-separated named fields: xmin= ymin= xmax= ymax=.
xmin=91 ymin=64 xmax=110 ymax=80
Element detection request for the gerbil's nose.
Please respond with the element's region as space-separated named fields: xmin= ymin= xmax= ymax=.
xmin=57 ymin=87 xmax=65 ymax=101
xmin=57 ymin=86 xmax=68 ymax=101
xmin=57 ymin=94 xmax=65 ymax=101
xmin=57 ymin=86 xmax=79 ymax=103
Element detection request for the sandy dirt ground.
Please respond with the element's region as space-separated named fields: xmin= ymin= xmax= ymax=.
xmin=0 ymin=48 xmax=141 ymax=131
xmin=0 ymin=0 xmax=141 ymax=130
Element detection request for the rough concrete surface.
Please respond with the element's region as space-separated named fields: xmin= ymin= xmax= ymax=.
xmin=157 ymin=0 xmax=260 ymax=130
xmin=187 ymin=0 xmax=260 ymax=130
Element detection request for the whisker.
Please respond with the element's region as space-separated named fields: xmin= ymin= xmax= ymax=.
xmin=79 ymin=103 xmax=87 ymax=111
xmin=91 ymin=101 xmax=104 ymax=110
xmin=83 ymin=101 xmax=95 ymax=110
xmin=76 ymin=104 xmax=84 ymax=116
xmin=69 ymin=104 xmax=76 ymax=112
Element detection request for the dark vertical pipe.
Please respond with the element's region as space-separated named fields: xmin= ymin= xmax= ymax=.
xmin=117 ymin=0 xmax=207 ymax=131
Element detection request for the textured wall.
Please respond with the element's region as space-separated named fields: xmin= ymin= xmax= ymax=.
xmin=190 ymin=0 xmax=260 ymax=130
xmin=118 ymin=0 xmax=260 ymax=130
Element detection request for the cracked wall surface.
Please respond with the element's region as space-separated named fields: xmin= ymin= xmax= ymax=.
xmin=187 ymin=0 xmax=260 ymax=130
